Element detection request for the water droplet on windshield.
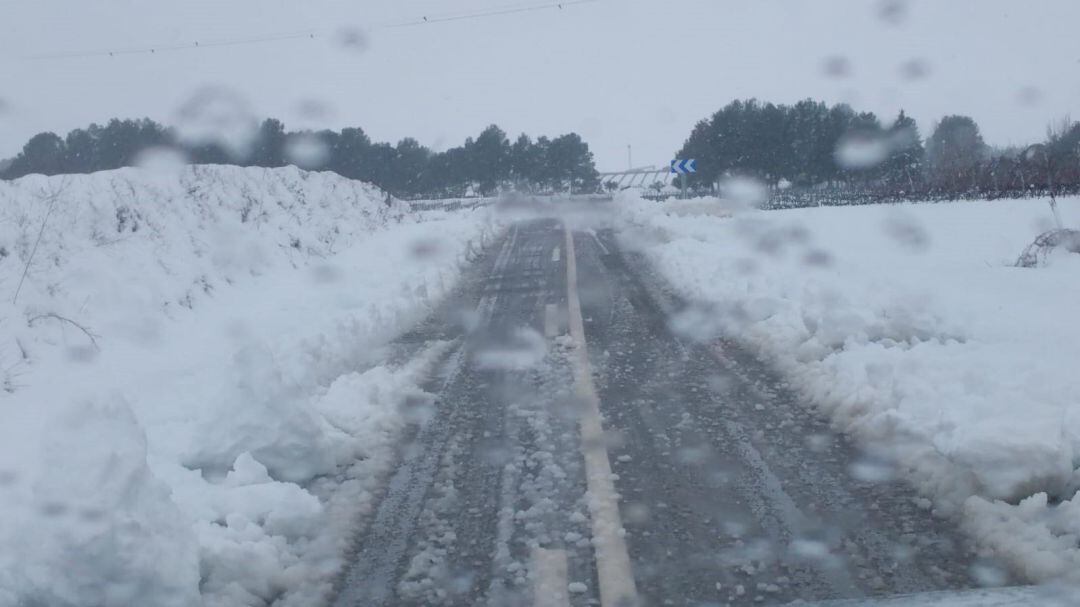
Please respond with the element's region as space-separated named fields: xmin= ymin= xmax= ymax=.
xmin=284 ymin=133 xmax=330 ymax=169
xmin=173 ymin=86 xmax=258 ymax=161
xmin=822 ymin=56 xmax=851 ymax=78
xmin=899 ymin=58 xmax=931 ymax=80
xmin=1016 ymin=85 xmax=1043 ymax=106
xmin=336 ymin=27 xmax=370 ymax=53
xmin=134 ymin=146 xmax=189 ymax=175
xmin=849 ymin=455 xmax=897 ymax=483
xmin=877 ymin=0 xmax=908 ymax=25
xmin=836 ymin=133 xmax=890 ymax=169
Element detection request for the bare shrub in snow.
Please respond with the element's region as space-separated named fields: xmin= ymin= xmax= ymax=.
xmin=1016 ymin=229 xmax=1080 ymax=268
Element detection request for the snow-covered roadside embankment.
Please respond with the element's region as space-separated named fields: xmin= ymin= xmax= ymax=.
xmin=0 ymin=165 xmax=497 ymax=606
xmin=614 ymin=194 xmax=1080 ymax=584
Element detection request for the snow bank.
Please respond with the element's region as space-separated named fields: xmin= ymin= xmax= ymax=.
xmin=0 ymin=166 xmax=494 ymax=606
xmin=615 ymin=194 xmax=1080 ymax=584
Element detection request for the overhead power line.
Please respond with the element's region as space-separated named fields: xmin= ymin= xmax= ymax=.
xmin=20 ymin=0 xmax=598 ymax=61
xmin=25 ymin=31 xmax=319 ymax=60
xmin=387 ymin=0 xmax=597 ymax=28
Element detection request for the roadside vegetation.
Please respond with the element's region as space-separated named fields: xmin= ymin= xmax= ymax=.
xmin=673 ymin=99 xmax=1080 ymax=205
xmin=0 ymin=119 xmax=600 ymax=198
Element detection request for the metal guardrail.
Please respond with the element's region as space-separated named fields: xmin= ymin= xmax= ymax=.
xmin=406 ymin=198 xmax=496 ymax=212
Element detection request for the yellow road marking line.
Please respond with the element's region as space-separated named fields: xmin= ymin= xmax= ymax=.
xmin=531 ymin=547 xmax=571 ymax=607
xmin=544 ymin=303 xmax=559 ymax=338
xmin=563 ymin=224 xmax=639 ymax=607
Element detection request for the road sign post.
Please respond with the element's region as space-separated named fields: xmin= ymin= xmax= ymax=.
xmin=670 ymin=159 xmax=697 ymax=199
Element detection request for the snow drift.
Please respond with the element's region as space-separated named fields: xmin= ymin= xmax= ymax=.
xmin=615 ymin=194 xmax=1080 ymax=585
xmin=0 ymin=165 xmax=494 ymax=606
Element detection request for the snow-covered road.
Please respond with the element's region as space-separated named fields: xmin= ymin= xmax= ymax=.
xmin=332 ymin=212 xmax=1012 ymax=606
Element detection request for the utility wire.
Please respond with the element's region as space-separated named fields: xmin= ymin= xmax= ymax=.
xmin=25 ymin=31 xmax=319 ymax=60
xmin=20 ymin=0 xmax=597 ymax=61
xmin=387 ymin=0 xmax=597 ymax=28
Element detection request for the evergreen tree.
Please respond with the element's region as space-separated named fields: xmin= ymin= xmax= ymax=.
xmin=391 ymin=138 xmax=431 ymax=196
xmin=926 ymin=115 xmax=987 ymax=191
xmin=329 ymin=127 xmax=372 ymax=180
xmin=6 ymin=132 xmax=66 ymax=176
xmin=471 ymin=125 xmax=511 ymax=194
xmin=250 ymin=119 xmax=287 ymax=167
xmin=881 ymin=110 xmax=924 ymax=191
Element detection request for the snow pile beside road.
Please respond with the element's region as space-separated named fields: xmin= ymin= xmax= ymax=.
xmin=615 ymin=194 xmax=1080 ymax=583
xmin=0 ymin=166 xmax=494 ymax=606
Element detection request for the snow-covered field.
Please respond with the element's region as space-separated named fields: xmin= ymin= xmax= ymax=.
xmin=616 ymin=194 xmax=1080 ymax=585
xmin=0 ymin=166 xmax=495 ymax=607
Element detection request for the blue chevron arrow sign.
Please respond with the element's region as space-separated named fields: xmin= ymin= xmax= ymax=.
xmin=670 ymin=159 xmax=697 ymax=174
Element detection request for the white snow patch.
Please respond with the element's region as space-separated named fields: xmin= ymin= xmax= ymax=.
xmin=0 ymin=165 xmax=495 ymax=605
xmin=615 ymin=193 xmax=1080 ymax=584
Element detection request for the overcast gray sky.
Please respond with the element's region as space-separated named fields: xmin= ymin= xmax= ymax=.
xmin=1 ymin=0 xmax=1078 ymax=171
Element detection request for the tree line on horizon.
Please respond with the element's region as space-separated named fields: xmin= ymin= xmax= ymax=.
xmin=0 ymin=118 xmax=600 ymax=198
xmin=5 ymin=100 xmax=1079 ymax=203
xmin=674 ymin=98 xmax=1080 ymax=201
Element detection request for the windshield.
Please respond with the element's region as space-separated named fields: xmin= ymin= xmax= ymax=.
xmin=1 ymin=1 xmax=1079 ymax=606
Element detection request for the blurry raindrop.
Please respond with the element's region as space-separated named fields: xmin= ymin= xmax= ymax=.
xmin=706 ymin=468 xmax=732 ymax=488
xmin=971 ymin=559 xmax=1009 ymax=587
xmin=310 ymin=263 xmax=343 ymax=284
xmin=1016 ymin=85 xmax=1043 ymax=106
xmin=173 ymin=86 xmax=258 ymax=160
xmin=603 ymin=428 xmax=627 ymax=450
xmin=296 ymin=99 xmax=334 ymax=120
xmin=448 ymin=570 xmax=477 ymax=595
xmin=285 ymin=133 xmax=331 ymax=169
xmin=822 ymin=55 xmax=851 ymax=78
xmin=706 ymin=374 xmax=733 ymax=394
xmin=805 ymin=433 xmax=831 ymax=453
xmin=849 ymin=455 xmax=896 ymax=483
xmin=719 ymin=176 xmax=769 ymax=209
xmin=835 ymin=133 xmax=890 ymax=169
xmin=336 ymin=27 xmax=370 ymax=53
xmin=887 ymin=124 xmax=919 ymax=152
xmin=882 ymin=211 xmax=930 ymax=252
xmin=580 ymin=424 xmax=627 ymax=452
xmin=79 ymin=508 xmax=106 ymax=523
xmin=722 ymin=520 xmax=747 ymax=538
xmin=790 ymin=537 xmax=830 ymax=560
xmin=876 ymin=0 xmax=908 ymax=25
xmin=474 ymin=327 xmax=547 ymax=370
xmin=787 ymin=224 xmax=811 ymax=244
xmin=39 ymin=501 xmax=68 ymax=517
xmin=134 ymin=146 xmax=189 ymax=175
xmin=66 ymin=345 xmax=98 ymax=363
xmin=803 ymin=249 xmax=833 ymax=267
xmin=734 ymin=257 xmax=758 ymax=275
xmin=669 ymin=305 xmax=723 ymax=343
xmin=453 ymin=305 xmax=482 ymax=333
xmin=899 ymin=58 xmax=930 ymax=81
xmin=400 ymin=393 xmax=436 ymax=425
xmin=0 ymin=97 xmax=8 ymax=114
xmin=755 ymin=229 xmax=788 ymax=256
xmin=1033 ymin=216 xmax=1058 ymax=234
xmin=624 ymin=502 xmax=651 ymax=524
xmin=0 ymin=469 xmax=16 ymax=486
xmin=675 ymin=443 xmax=712 ymax=465
xmin=410 ymin=236 xmax=445 ymax=260
xmin=477 ymin=437 xmax=513 ymax=465
xmin=891 ymin=542 xmax=916 ymax=563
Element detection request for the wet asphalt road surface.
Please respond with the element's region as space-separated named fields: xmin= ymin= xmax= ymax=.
xmin=330 ymin=214 xmax=978 ymax=607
